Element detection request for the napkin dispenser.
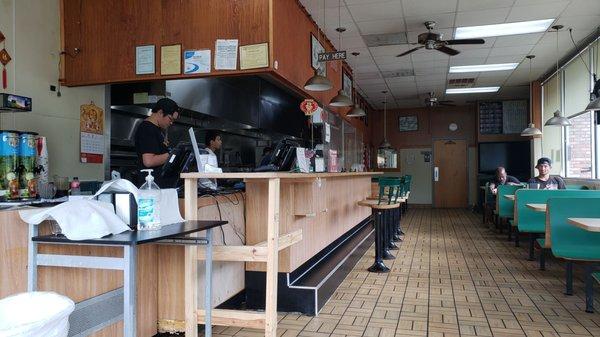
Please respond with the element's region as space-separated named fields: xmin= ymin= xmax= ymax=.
xmin=97 ymin=192 xmax=137 ymax=230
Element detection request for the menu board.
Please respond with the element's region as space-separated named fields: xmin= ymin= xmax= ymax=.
xmin=479 ymin=100 xmax=527 ymax=135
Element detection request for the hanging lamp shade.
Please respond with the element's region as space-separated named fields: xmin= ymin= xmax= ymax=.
xmin=304 ymin=69 xmax=333 ymax=91
xmin=347 ymin=104 xmax=366 ymax=117
xmin=379 ymin=140 xmax=392 ymax=150
xmin=545 ymin=110 xmax=572 ymax=126
xmin=520 ymin=123 xmax=542 ymax=137
xmin=585 ymin=96 xmax=600 ymax=111
xmin=329 ymin=89 xmax=353 ymax=107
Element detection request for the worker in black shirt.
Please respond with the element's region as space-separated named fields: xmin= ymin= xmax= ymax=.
xmin=134 ymin=98 xmax=179 ymax=186
xmin=528 ymin=157 xmax=566 ymax=189
xmin=489 ymin=166 xmax=520 ymax=195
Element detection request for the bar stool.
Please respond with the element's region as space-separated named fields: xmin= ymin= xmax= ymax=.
xmin=357 ymin=200 xmax=401 ymax=273
xmin=369 ymin=177 xmax=405 ymax=245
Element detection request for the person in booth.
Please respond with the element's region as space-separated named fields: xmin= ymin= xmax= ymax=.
xmin=489 ymin=166 xmax=520 ymax=195
xmin=528 ymin=157 xmax=566 ymax=190
xmin=134 ymin=98 xmax=179 ymax=187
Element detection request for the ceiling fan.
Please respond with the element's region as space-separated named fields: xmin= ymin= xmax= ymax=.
xmin=424 ymin=92 xmax=454 ymax=107
xmin=397 ymin=21 xmax=485 ymax=57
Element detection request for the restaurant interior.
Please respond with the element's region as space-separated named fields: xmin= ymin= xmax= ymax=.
xmin=2 ymin=0 xmax=600 ymax=336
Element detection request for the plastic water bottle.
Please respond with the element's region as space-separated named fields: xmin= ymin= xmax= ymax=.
xmin=137 ymin=169 xmax=161 ymax=230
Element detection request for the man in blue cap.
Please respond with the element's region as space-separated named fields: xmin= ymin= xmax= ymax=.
xmin=528 ymin=157 xmax=565 ymax=189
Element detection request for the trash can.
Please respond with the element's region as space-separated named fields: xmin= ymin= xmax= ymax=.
xmin=0 ymin=292 xmax=75 ymax=337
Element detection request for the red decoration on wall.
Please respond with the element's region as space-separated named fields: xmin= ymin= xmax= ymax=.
xmin=300 ymin=99 xmax=318 ymax=116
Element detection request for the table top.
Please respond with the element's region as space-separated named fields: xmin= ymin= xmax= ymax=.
xmin=526 ymin=203 xmax=547 ymax=212
xmin=504 ymin=194 xmax=515 ymax=201
xmin=568 ymin=218 xmax=600 ymax=232
xmin=180 ymin=172 xmax=382 ymax=179
xmin=32 ymin=220 xmax=227 ymax=246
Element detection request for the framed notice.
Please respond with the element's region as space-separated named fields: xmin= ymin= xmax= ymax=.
xmin=342 ymin=71 xmax=353 ymax=102
xmin=80 ymin=103 xmax=104 ymax=163
xmin=398 ymin=115 xmax=418 ymax=132
xmin=240 ymin=43 xmax=269 ymax=70
xmin=160 ymin=44 xmax=182 ymax=75
xmin=311 ymin=34 xmax=326 ymax=76
xmin=135 ymin=45 xmax=155 ymax=75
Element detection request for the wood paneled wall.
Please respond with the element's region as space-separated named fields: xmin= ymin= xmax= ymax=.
xmin=61 ymin=0 xmax=270 ymax=85
xmin=369 ymin=105 xmax=478 ymax=149
xmin=61 ymin=0 xmax=369 ymax=134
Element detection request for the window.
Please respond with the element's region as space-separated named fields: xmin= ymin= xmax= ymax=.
xmin=566 ymin=112 xmax=593 ymax=178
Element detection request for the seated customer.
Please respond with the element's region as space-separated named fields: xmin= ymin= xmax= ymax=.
xmin=528 ymin=157 xmax=566 ymax=190
xmin=489 ymin=166 xmax=520 ymax=195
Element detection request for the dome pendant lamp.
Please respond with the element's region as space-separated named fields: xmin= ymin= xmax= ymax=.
xmin=545 ymin=25 xmax=572 ymax=127
xmin=521 ymin=55 xmax=542 ymax=137
xmin=304 ymin=0 xmax=332 ymax=92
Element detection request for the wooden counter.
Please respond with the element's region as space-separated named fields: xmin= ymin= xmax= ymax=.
xmin=181 ymin=172 xmax=381 ymax=273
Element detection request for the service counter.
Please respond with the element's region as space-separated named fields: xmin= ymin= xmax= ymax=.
xmin=1 ymin=172 xmax=379 ymax=336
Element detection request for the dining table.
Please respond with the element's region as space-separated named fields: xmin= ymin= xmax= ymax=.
xmin=567 ymin=218 xmax=600 ymax=232
xmin=526 ymin=203 xmax=547 ymax=212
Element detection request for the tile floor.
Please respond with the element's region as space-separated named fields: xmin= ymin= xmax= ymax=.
xmin=210 ymin=208 xmax=600 ymax=337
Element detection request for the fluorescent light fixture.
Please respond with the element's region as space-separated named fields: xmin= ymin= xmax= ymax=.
xmin=455 ymin=19 xmax=554 ymax=39
xmin=449 ymin=63 xmax=519 ymax=73
xmin=446 ymin=87 xmax=500 ymax=94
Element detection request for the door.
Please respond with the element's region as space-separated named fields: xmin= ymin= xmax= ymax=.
xmin=433 ymin=139 xmax=468 ymax=208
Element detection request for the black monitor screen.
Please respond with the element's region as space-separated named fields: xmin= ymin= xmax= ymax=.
xmin=478 ymin=141 xmax=531 ymax=177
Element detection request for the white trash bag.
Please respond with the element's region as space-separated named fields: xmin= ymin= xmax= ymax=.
xmin=0 ymin=292 xmax=75 ymax=337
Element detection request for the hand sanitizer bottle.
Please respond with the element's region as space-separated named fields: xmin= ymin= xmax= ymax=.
xmin=138 ymin=169 xmax=161 ymax=230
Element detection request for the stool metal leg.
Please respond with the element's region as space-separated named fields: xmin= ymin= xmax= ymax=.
xmin=585 ymin=264 xmax=594 ymax=313
xmin=393 ymin=208 xmax=402 ymax=242
xmin=387 ymin=210 xmax=399 ymax=250
xmin=382 ymin=211 xmax=395 ymax=259
xmin=368 ymin=211 xmax=390 ymax=273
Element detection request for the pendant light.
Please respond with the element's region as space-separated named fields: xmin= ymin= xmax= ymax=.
xmin=379 ymin=91 xmax=392 ymax=149
xmin=545 ymin=25 xmax=572 ymax=127
xmin=583 ymin=39 xmax=600 ymax=111
xmin=521 ymin=55 xmax=543 ymax=137
xmin=304 ymin=0 xmax=332 ymax=92
xmin=346 ymin=52 xmax=366 ymax=117
xmin=329 ymin=0 xmax=352 ymax=107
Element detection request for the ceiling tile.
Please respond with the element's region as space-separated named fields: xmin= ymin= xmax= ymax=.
xmin=485 ymin=55 xmax=527 ymax=64
xmin=347 ymin=0 xmax=403 ymax=22
xmin=356 ymin=19 xmax=405 ymax=35
xmin=455 ymin=8 xmax=511 ymax=26
xmin=457 ymin=0 xmax=515 ymax=11
xmin=506 ymin=2 xmax=569 ymax=22
xmin=370 ymin=45 xmax=414 ymax=57
xmin=488 ymin=45 xmax=535 ymax=57
xmin=556 ymin=15 xmax=600 ymax=32
xmin=449 ymin=56 xmax=488 ymax=66
xmin=402 ymin=0 xmax=458 ymax=17
xmin=561 ymin=0 xmax=600 ymax=16
xmin=456 ymin=48 xmax=492 ymax=58
xmin=493 ymin=33 xmax=544 ymax=47
xmin=513 ymin=0 xmax=569 ymax=7
xmin=404 ymin=13 xmax=456 ymax=31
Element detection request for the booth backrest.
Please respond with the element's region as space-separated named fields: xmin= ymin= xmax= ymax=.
xmin=496 ymin=184 xmax=525 ymax=219
xmin=566 ymin=184 xmax=590 ymax=190
xmin=548 ymin=198 xmax=600 ymax=260
xmin=515 ymin=189 xmax=600 ymax=233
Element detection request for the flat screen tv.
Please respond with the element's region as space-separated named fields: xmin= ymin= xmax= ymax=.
xmin=478 ymin=141 xmax=531 ymax=178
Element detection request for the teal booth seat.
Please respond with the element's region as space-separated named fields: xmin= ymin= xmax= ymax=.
xmin=566 ymin=184 xmax=590 ymax=190
xmin=496 ymin=184 xmax=525 ymax=241
xmin=514 ymin=189 xmax=600 ymax=261
xmin=548 ymin=197 xmax=600 ymax=313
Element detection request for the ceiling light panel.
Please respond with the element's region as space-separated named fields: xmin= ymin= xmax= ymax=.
xmin=449 ymin=63 xmax=519 ymax=73
xmin=454 ymin=19 xmax=555 ymax=39
xmin=446 ymin=87 xmax=500 ymax=94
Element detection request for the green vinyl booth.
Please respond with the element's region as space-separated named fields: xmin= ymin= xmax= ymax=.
xmin=495 ymin=184 xmax=525 ymax=240
xmin=513 ymin=189 xmax=600 ymax=263
xmin=548 ymin=197 xmax=600 ymax=313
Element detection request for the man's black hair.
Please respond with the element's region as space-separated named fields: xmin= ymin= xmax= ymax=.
xmin=205 ymin=130 xmax=221 ymax=146
xmin=152 ymin=98 xmax=179 ymax=116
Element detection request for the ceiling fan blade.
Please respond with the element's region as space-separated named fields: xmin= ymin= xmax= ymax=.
xmin=445 ymin=38 xmax=485 ymax=45
xmin=440 ymin=102 xmax=456 ymax=106
xmin=437 ymin=45 xmax=460 ymax=56
xmin=439 ymin=100 xmax=454 ymax=103
xmin=397 ymin=46 xmax=424 ymax=57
